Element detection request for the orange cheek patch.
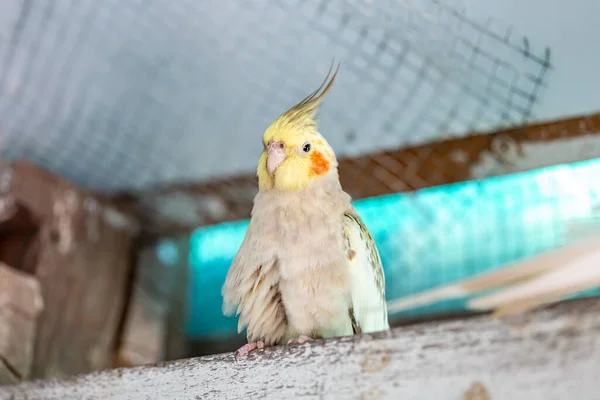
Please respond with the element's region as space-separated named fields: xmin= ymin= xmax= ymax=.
xmin=309 ymin=150 xmax=330 ymax=176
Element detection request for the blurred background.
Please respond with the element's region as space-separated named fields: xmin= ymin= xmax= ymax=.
xmin=2 ymin=0 xmax=600 ymax=384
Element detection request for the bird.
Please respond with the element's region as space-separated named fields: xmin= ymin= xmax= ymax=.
xmin=221 ymin=62 xmax=390 ymax=357
xmin=385 ymin=229 xmax=600 ymax=318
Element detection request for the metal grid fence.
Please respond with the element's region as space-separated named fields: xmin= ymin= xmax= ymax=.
xmin=0 ymin=0 xmax=550 ymax=194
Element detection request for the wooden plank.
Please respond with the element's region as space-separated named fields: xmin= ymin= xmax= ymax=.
xmin=30 ymin=177 xmax=136 ymax=379
xmin=0 ymin=160 xmax=140 ymax=379
xmin=31 ymin=221 xmax=135 ymax=379
xmin=0 ymin=264 xmax=43 ymax=385
xmin=2 ymin=297 xmax=600 ymax=399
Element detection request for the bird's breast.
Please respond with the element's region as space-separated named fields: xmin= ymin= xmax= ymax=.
xmin=251 ymin=183 xmax=352 ymax=278
xmin=272 ymin=206 xmax=346 ymax=279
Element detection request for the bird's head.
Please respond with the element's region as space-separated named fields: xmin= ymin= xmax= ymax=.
xmin=257 ymin=64 xmax=340 ymax=192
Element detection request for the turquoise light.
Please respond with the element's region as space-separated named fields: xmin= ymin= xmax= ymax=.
xmin=187 ymin=158 xmax=600 ymax=340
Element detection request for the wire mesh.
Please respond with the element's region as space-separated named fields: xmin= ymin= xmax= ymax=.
xmin=0 ymin=0 xmax=551 ymax=194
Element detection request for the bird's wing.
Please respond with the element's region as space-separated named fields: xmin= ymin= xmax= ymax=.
xmin=221 ymin=219 xmax=287 ymax=345
xmin=342 ymin=211 xmax=390 ymax=333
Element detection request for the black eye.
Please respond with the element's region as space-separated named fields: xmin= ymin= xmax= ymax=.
xmin=302 ymin=143 xmax=311 ymax=153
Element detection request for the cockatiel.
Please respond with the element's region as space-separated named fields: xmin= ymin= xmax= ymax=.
xmin=386 ymin=230 xmax=600 ymax=318
xmin=221 ymin=63 xmax=389 ymax=356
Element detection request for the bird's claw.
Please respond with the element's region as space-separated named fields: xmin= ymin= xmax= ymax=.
xmin=287 ymin=335 xmax=313 ymax=345
xmin=235 ymin=341 xmax=265 ymax=358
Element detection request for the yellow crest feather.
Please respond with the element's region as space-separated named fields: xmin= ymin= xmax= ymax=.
xmin=272 ymin=61 xmax=340 ymax=133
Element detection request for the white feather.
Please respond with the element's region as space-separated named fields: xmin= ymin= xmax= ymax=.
xmin=344 ymin=217 xmax=390 ymax=333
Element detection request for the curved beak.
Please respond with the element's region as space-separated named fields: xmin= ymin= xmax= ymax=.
xmin=267 ymin=140 xmax=286 ymax=177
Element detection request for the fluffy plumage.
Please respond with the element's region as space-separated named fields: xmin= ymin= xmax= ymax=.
xmin=222 ymin=63 xmax=389 ymax=354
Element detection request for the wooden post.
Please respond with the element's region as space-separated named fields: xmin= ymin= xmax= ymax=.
xmin=2 ymin=296 xmax=600 ymax=399
xmin=116 ymin=236 xmax=190 ymax=366
xmin=0 ymin=264 xmax=43 ymax=385
xmin=163 ymin=237 xmax=191 ymax=361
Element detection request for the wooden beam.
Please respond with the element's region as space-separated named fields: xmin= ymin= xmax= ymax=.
xmin=128 ymin=111 xmax=600 ymax=235
xmin=3 ymin=296 xmax=600 ymax=399
xmin=116 ymin=246 xmax=172 ymax=367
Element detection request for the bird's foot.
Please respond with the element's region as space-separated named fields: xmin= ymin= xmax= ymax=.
xmin=235 ymin=341 xmax=265 ymax=358
xmin=287 ymin=335 xmax=313 ymax=345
